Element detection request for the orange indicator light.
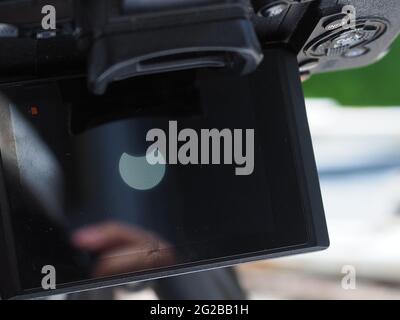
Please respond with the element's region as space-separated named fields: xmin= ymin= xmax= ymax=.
xmin=29 ymin=106 xmax=39 ymax=116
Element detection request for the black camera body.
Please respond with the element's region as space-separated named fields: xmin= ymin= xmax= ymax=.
xmin=0 ymin=0 xmax=399 ymax=92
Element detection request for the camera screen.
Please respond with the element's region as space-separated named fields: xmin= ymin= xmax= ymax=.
xmin=0 ymin=70 xmax=323 ymax=298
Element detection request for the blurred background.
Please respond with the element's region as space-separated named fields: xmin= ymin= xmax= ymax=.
xmin=56 ymin=36 xmax=400 ymax=301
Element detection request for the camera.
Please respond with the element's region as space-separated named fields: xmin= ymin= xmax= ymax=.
xmin=0 ymin=0 xmax=398 ymax=299
xmin=0 ymin=0 xmax=399 ymax=92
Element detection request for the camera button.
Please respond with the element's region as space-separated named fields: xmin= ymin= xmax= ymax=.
xmin=344 ymin=47 xmax=369 ymax=58
xmin=323 ymin=14 xmax=347 ymax=31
